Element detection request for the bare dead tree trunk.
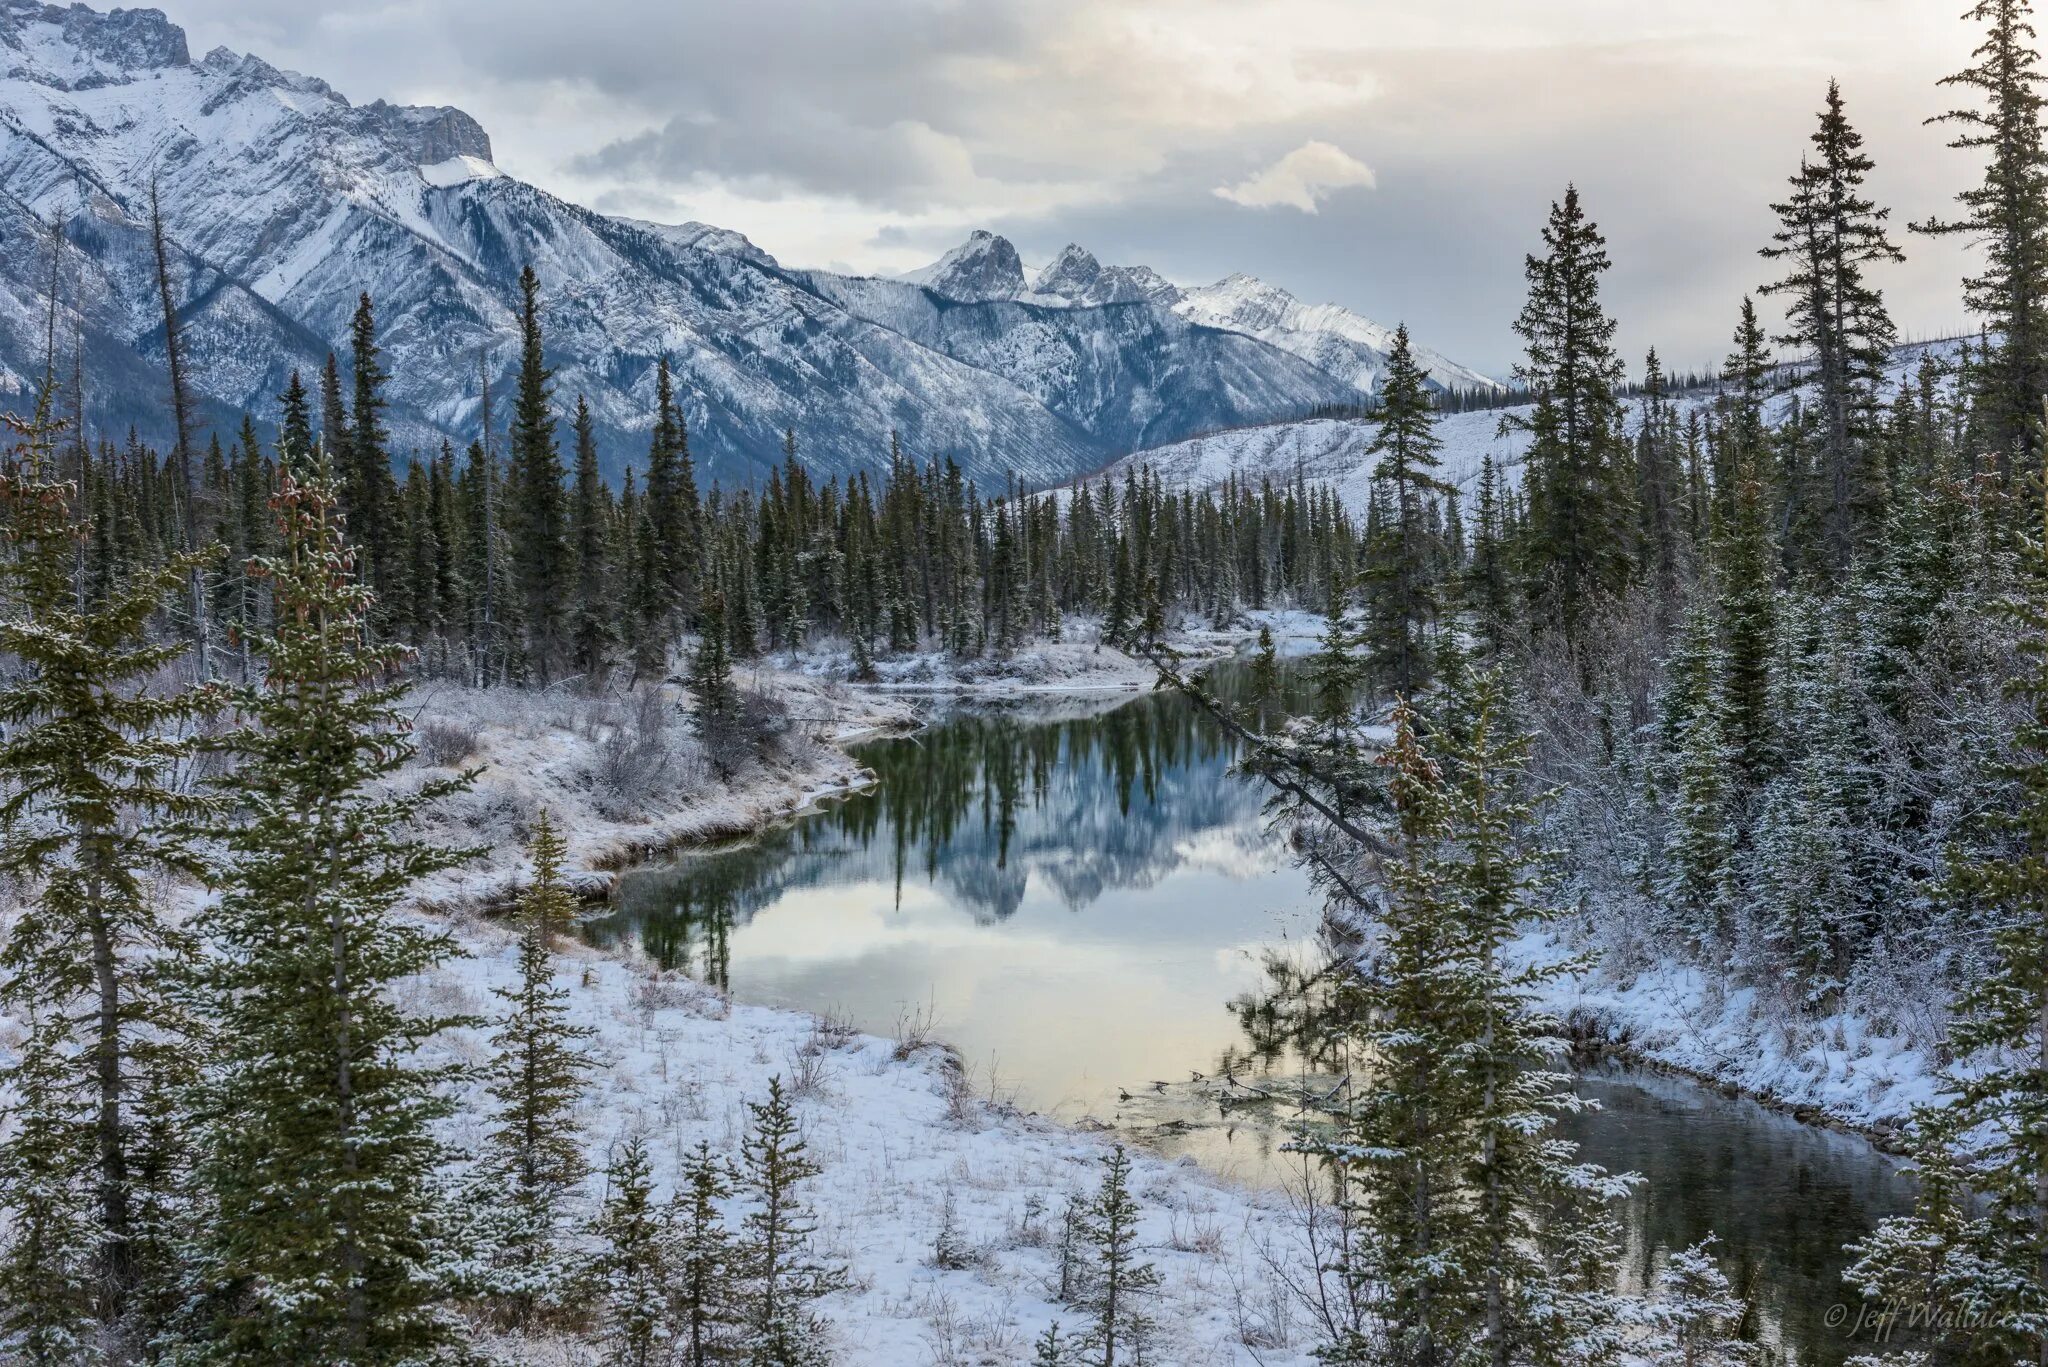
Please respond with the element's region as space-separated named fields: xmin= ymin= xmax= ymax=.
xmin=149 ymin=179 xmax=210 ymax=681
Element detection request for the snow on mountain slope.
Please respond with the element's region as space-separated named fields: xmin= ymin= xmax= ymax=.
xmin=801 ymin=266 xmax=1365 ymax=456
xmin=0 ymin=0 xmax=1401 ymax=488
xmin=1099 ymin=338 xmax=1966 ymax=513
xmin=897 ymin=228 xmax=1026 ymax=301
xmin=1172 ymin=272 xmax=1499 ymax=396
xmin=899 ymin=230 xmax=1497 ymax=400
xmin=1029 ymin=243 xmax=1178 ymax=306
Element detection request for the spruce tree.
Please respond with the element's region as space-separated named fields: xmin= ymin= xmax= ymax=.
xmin=1642 ymin=1239 xmax=1754 ymax=1367
xmin=1296 ymin=700 xmax=1482 ymax=1367
xmin=1079 ymin=1146 xmax=1158 ymax=1367
xmin=569 ymin=393 xmax=616 ymax=681
xmin=1840 ymin=450 xmax=2048 ymax=1363
xmin=1760 ymin=79 xmax=1902 ymax=565
xmin=689 ymin=591 xmax=741 ymax=770
xmin=1360 ymin=324 xmax=1454 ymax=698
xmin=508 ymin=266 xmax=570 ymax=680
xmin=588 ymin=1135 xmax=671 ymax=1367
xmin=1507 ymin=186 xmax=1635 ymax=655
xmin=473 ymin=809 xmax=595 ymax=1330
xmin=1921 ymin=0 xmax=2048 ymax=478
xmin=344 ymin=294 xmax=395 ymax=616
xmin=183 ymin=456 xmax=477 ymax=1363
xmin=1660 ymin=601 xmax=1736 ymax=950
xmin=0 ymin=395 xmax=219 ymax=1342
xmin=1466 ymin=453 xmax=1518 ymax=660
xmin=737 ymin=1076 xmax=843 ymax=1367
xmin=0 ymin=1012 xmax=100 ymax=1364
xmin=671 ymin=1140 xmax=743 ymax=1367
xmin=1716 ymin=303 xmax=1781 ymax=791
xmin=1250 ymin=624 xmax=1280 ymax=705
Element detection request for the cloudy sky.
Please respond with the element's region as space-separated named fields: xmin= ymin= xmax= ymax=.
xmin=175 ymin=0 xmax=1975 ymax=377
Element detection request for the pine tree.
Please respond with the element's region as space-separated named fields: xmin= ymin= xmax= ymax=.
xmin=1760 ymin=80 xmax=1902 ymax=565
xmin=509 ymin=266 xmax=570 ymax=680
xmin=588 ymin=1135 xmax=671 ymax=1367
xmin=183 ymin=457 xmax=477 ymax=1362
xmin=1508 ymin=186 xmax=1635 ymax=654
xmin=0 ymin=394 xmax=220 ymax=1343
xmin=1920 ymin=0 xmax=2048 ymax=479
xmin=473 ymin=809 xmax=595 ymax=1329
xmin=1360 ymin=324 xmax=1454 ymax=698
xmin=736 ymin=1076 xmax=843 ymax=1367
xmin=671 ymin=1140 xmax=744 ymax=1367
xmin=1642 ymin=1239 xmax=1756 ymax=1367
xmin=569 ymin=394 xmax=617 ymax=682
xmin=1079 ymin=1147 xmax=1158 ymax=1367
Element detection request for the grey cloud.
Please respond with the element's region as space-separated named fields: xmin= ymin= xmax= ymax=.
xmin=167 ymin=0 xmax=1983 ymax=377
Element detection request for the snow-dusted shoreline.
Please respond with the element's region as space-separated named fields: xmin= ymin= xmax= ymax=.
xmin=398 ymin=669 xmax=1331 ymax=1363
xmin=774 ymin=610 xmax=1326 ymax=698
xmin=1515 ymin=928 xmax=1941 ymax=1147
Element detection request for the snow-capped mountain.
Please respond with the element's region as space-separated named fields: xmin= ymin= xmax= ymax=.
xmin=1171 ymin=273 xmax=1497 ymax=396
xmin=1029 ymin=244 xmax=1178 ymax=307
xmin=1093 ymin=338 xmax=1966 ymax=516
xmin=897 ymin=233 xmax=1497 ymax=395
xmin=897 ymin=229 xmax=1028 ymax=302
xmin=0 ymin=0 xmax=1493 ymax=487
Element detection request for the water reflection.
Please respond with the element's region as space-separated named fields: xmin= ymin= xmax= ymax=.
xmin=581 ymin=672 xmax=1323 ymax=1167
xmin=581 ymin=661 xmax=1916 ymax=1365
xmin=1561 ymin=1063 xmax=1915 ymax=1366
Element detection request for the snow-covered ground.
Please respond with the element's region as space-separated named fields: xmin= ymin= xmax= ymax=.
xmin=402 ymin=673 xmax=917 ymax=906
xmin=1517 ymin=929 xmax=1943 ymax=1140
xmin=435 ymin=920 xmax=1327 ymax=1364
xmin=780 ymin=610 xmax=1327 ymax=695
xmin=0 ymin=669 xmax=1332 ymax=1364
xmin=406 ymin=672 xmax=1333 ymax=1363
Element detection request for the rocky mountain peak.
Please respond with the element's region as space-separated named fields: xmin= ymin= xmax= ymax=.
xmin=902 ymin=230 xmax=1026 ymax=302
xmin=364 ymin=100 xmax=494 ymax=165
xmin=0 ymin=0 xmax=187 ymax=85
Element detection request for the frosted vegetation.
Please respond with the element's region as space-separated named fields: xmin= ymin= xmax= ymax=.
xmin=8 ymin=0 xmax=2048 ymax=1364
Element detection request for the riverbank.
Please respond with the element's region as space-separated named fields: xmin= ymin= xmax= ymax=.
xmin=777 ymin=607 xmax=1326 ymax=696
xmin=1515 ymin=926 xmax=1942 ymax=1146
xmin=399 ymin=670 xmax=1329 ymax=1364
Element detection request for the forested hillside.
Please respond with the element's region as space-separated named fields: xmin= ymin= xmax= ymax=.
xmin=11 ymin=0 xmax=2048 ymax=1364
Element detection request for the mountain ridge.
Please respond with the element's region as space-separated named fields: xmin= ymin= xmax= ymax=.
xmin=0 ymin=0 xmax=1494 ymax=488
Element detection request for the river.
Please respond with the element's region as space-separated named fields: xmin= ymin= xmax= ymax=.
xmin=581 ymin=659 xmax=1914 ymax=1364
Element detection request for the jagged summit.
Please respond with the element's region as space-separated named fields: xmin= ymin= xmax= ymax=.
xmin=0 ymin=0 xmax=188 ymax=83
xmin=901 ymin=230 xmax=1027 ymax=301
xmin=898 ymin=231 xmax=1494 ymax=394
xmin=1031 ymin=244 xmax=1178 ymax=307
xmin=0 ymin=0 xmax=1491 ymax=486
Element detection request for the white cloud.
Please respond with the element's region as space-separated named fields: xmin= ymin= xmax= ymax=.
xmin=1213 ymin=140 xmax=1376 ymax=213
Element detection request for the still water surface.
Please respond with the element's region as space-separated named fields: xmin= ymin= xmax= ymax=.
xmin=582 ymin=664 xmax=1912 ymax=1364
